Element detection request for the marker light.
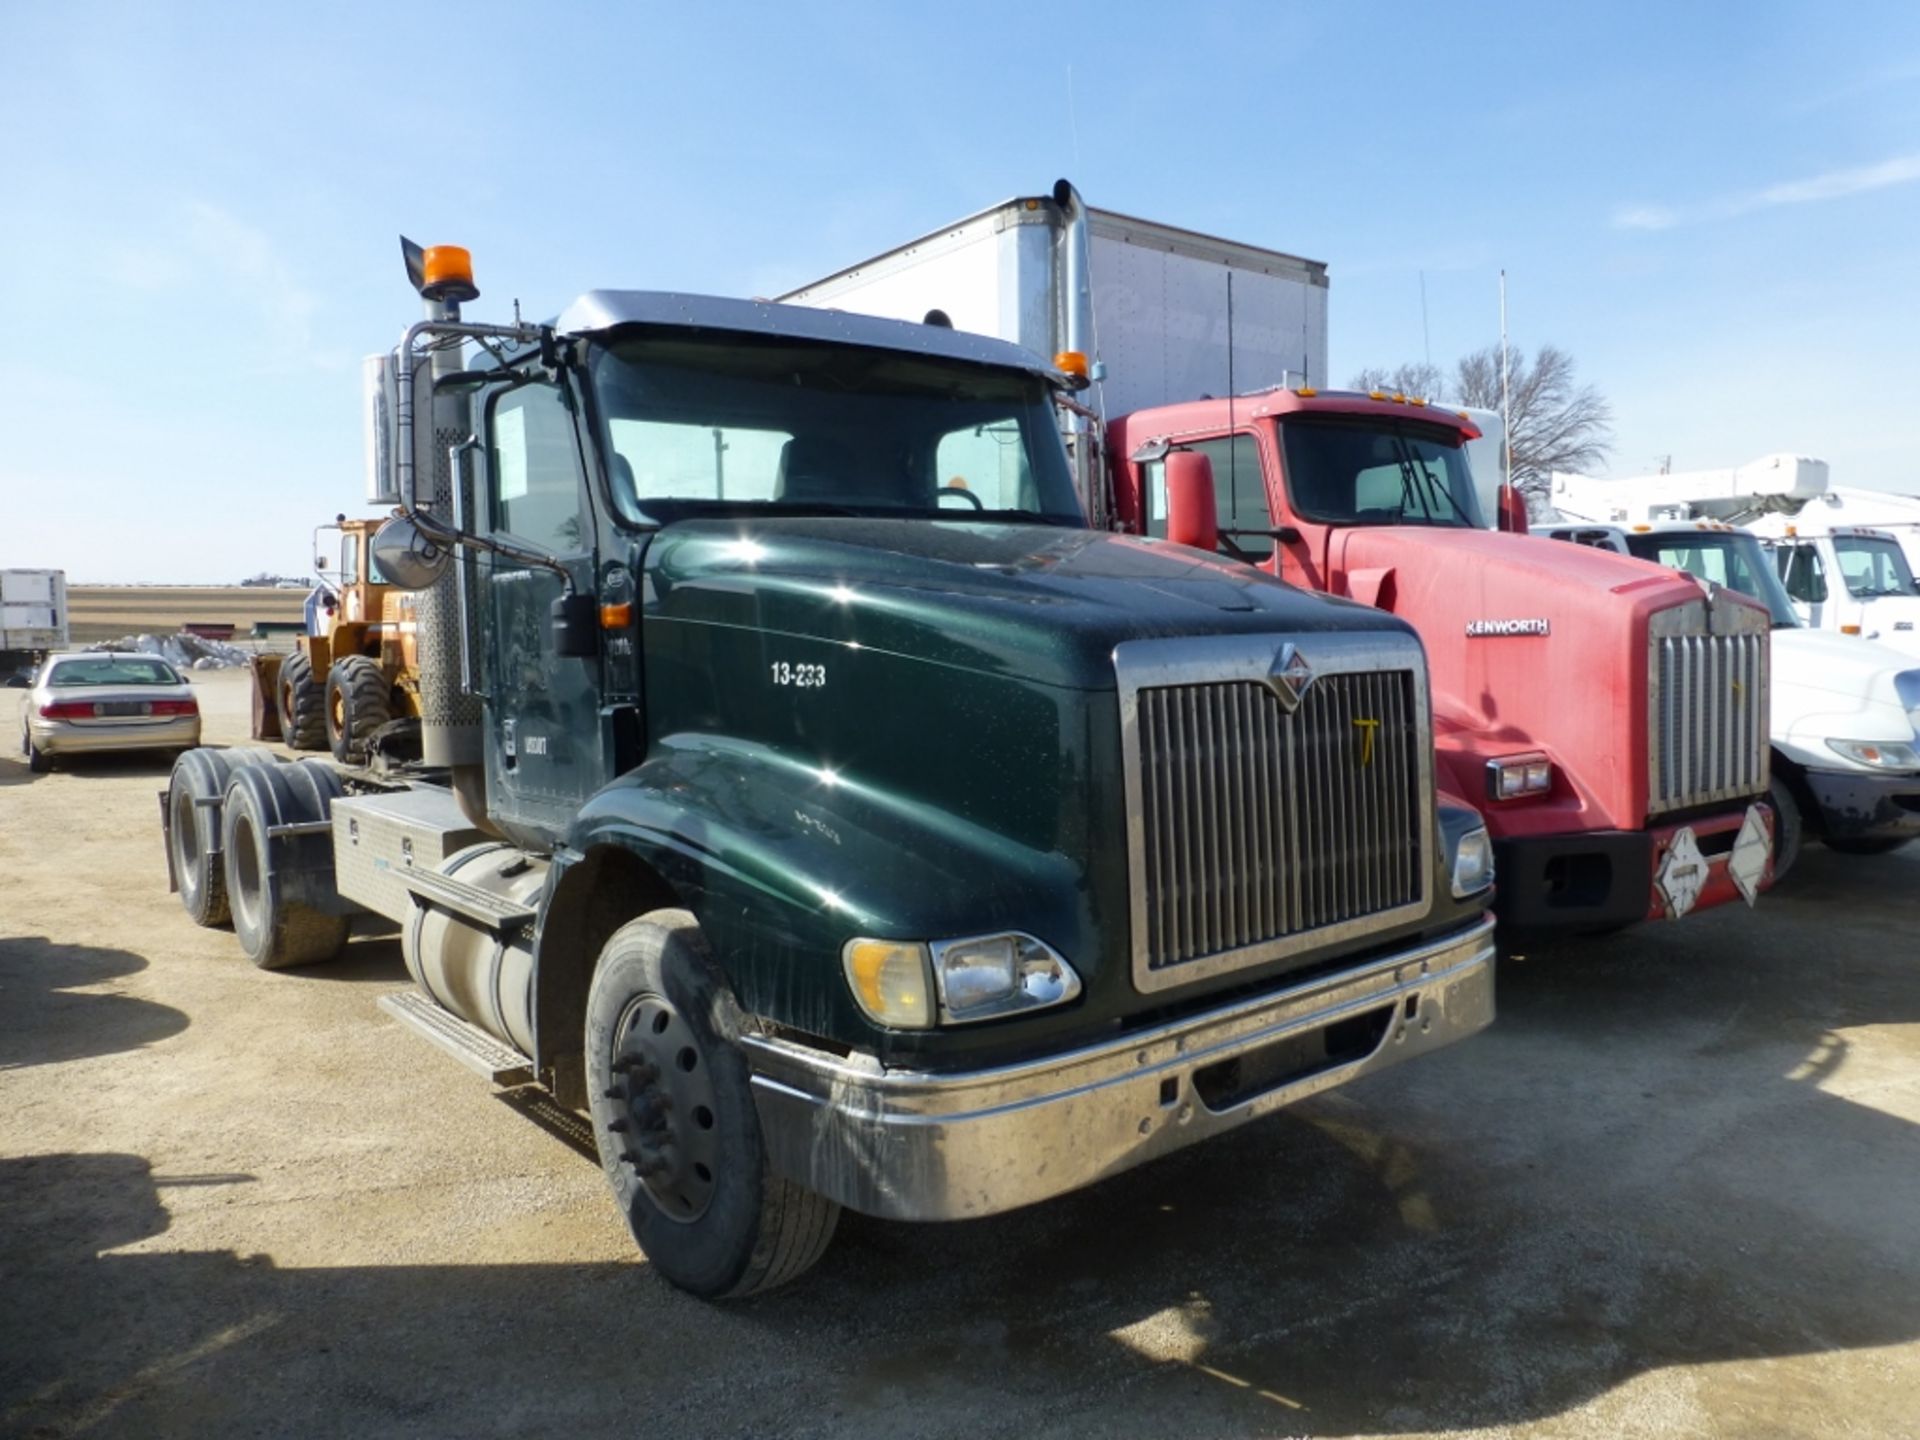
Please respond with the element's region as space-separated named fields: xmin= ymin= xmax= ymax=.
xmin=1294 ymin=386 xmax=1318 ymax=398
xmin=422 ymin=245 xmax=476 ymax=299
xmin=1054 ymin=350 xmax=1090 ymax=379
xmin=599 ymin=602 xmax=633 ymax=629
xmin=843 ymin=939 xmax=933 ymax=1030
xmin=1368 ymin=390 xmax=1388 ymax=401
xmin=1841 ymin=625 xmax=1863 ymax=635
xmin=1487 ymin=752 xmax=1554 ymax=800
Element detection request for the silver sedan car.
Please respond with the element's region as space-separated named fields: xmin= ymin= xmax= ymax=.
xmin=19 ymin=653 xmax=202 ymax=772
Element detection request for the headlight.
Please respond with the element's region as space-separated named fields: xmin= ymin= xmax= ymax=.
xmin=1451 ymin=824 xmax=1496 ymax=898
xmin=930 ymin=933 xmax=1081 ymax=1023
xmin=1486 ymin=752 xmax=1553 ymax=800
xmin=842 ymin=932 xmax=1082 ymax=1029
xmin=1826 ymin=738 xmax=1920 ymax=770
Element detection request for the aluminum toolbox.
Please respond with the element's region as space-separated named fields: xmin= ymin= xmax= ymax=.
xmin=331 ymin=784 xmax=487 ymax=924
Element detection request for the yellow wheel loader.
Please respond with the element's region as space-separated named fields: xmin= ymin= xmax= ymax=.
xmin=250 ymin=516 xmax=424 ymax=762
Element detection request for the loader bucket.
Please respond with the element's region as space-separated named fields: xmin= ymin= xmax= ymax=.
xmin=250 ymin=654 xmax=284 ymax=742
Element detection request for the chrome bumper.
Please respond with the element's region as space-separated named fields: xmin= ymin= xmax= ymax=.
xmin=744 ymin=915 xmax=1497 ymax=1222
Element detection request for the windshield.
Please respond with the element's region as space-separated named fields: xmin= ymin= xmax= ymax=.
xmin=1278 ymin=418 xmax=1484 ymax=529
xmin=588 ymin=335 xmax=1082 ymax=527
xmin=1625 ymin=532 xmax=1801 ymax=628
xmin=48 ymin=657 xmax=181 ymax=686
xmin=1832 ymin=534 xmax=1918 ymax=598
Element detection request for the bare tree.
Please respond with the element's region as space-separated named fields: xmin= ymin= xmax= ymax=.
xmin=1349 ymin=361 xmax=1445 ymax=399
xmin=1453 ymin=343 xmax=1613 ymax=501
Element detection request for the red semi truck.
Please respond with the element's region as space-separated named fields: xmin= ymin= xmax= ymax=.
xmin=783 ymin=183 xmax=1776 ymax=932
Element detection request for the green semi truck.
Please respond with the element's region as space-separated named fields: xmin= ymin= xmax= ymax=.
xmin=161 ymin=241 xmax=1497 ymax=1298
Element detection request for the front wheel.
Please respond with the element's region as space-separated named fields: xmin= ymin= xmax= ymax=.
xmin=1764 ymin=774 xmax=1804 ymax=882
xmin=1823 ymin=835 xmax=1912 ymax=857
xmin=585 ymin=911 xmax=839 ymax=1299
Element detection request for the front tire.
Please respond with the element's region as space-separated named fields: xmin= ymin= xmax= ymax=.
xmin=277 ymin=651 xmax=326 ymax=751
xmin=585 ymin=911 xmax=839 ymax=1299
xmin=1765 ymin=774 xmax=1804 ymax=882
xmin=325 ymin=654 xmax=393 ymax=763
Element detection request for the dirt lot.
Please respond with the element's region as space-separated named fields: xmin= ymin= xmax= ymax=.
xmin=65 ymin=587 xmax=307 ymax=645
xmin=4 ymin=670 xmax=1920 ymax=1439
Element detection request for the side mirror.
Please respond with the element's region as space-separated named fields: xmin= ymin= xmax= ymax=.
xmin=1496 ymin=483 xmax=1530 ymax=533
xmin=315 ymin=557 xmax=328 ymax=570
xmin=550 ymin=592 xmax=599 ymax=658
xmin=370 ymin=516 xmax=451 ymax=590
xmin=1165 ymin=451 xmax=1219 ymax=553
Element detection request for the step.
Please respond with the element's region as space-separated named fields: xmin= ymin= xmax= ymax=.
xmin=378 ymin=991 xmax=534 ymax=1085
xmin=401 ymin=867 xmax=537 ymax=932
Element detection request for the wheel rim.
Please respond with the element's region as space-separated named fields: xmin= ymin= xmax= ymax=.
xmin=607 ymin=992 xmax=721 ymax=1223
xmin=230 ymin=810 xmax=263 ymax=935
xmin=330 ymin=688 xmax=345 ymax=735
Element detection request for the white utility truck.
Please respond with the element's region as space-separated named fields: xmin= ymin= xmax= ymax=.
xmin=1550 ymin=456 xmax=1920 ymax=660
xmin=2 ymin=569 xmax=69 ymax=685
xmin=1537 ymin=519 xmax=1920 ymax=871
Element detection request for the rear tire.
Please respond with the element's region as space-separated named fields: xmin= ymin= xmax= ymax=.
xmin=1824 ymin=835 xmax=1911 ymax=857
xmin=1765 ymin=774 xmax=1804 ymax=882
xmin=325 ymin=654 xmax=393 ymax=763
xmin=221 ymin=761 xmax=351 ymax=968
xmin=585 ymin=911 xmax=839 ymax=1298
xmin=277 ymin=651 xmax=326 ymax=751
xmin=24 ymin=731 xmax=51 ymax=773
xmin=167 ymin=747 xmax=280 ymax=926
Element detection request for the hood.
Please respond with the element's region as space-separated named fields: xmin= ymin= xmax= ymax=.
xmin=1328 ymin=526 xmax=1769 ymax=828
xmin=1772 ymin=627 xmax=1920 ymax=705
xmin=646 ymin=518 xmax=1413 ymax=690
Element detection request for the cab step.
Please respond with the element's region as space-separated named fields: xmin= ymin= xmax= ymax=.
xmin=401 ymin=868 xmax=536 ymax=932
xmin=378 ymin=991 xmax=534 ymax=1085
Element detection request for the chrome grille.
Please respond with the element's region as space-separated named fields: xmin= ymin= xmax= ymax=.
xmin=1118 ymin=634 xmax=1433 ymax=995
xmin=1648 ymin=601 xmax=1770 ymax=816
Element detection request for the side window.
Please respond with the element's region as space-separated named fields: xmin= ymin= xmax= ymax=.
xmin=1139 ymin=434 xmax=1269 ymax=558
xmin=339 ymin=535 xmax=359 ymax=585
xmin=490 ymin=383 xmax=588 ymax=554
xmin=935 ymin=418 xmax=1034 ymax=510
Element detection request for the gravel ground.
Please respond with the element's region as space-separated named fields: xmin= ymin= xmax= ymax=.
xmin=4 ymin=669 xmax=1920 ymax=1439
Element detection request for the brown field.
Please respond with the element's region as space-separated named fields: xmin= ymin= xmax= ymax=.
xmin=67 ymin=585 xmax=308 ymax=644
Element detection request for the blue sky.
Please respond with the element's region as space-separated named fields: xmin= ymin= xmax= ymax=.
xmin=4 ymin=1 xmax=1918 ymax=582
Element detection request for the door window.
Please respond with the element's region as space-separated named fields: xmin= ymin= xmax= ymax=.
xmin=1141 ymin=434 xmax=1269 ymax=557
xmin=1776 ymin=544 xmax=1828 ymax=604
xmin=490 ymin=383 xmax=589 ymax=554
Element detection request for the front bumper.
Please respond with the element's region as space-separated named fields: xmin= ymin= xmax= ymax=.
xmin=1494 ymin=803 xmax=1771 ymax=932
xmin=1803 ymin=767 xmax=1920 ymax=842
xmin=28 ymin=716 xmax=202 ymax=755
xmin=743 ymin=915 xmax=1496 ymax=1222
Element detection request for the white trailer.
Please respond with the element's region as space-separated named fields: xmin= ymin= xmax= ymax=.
xmin=780 ymin=181 xmax=1329 ymax=524
xmin=1 ymin=568 xmax=68 ymax=684
xmin=1548 ymin=455 xmax=1830 ymax=526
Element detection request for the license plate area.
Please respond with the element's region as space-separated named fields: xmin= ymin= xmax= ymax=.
xmin=97 ymin=701 xmax=153 ymax=717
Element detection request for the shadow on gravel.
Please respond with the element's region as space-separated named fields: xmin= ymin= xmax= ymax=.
xmin=0 ymin=937 xmax=189 ymax=1071
xmin=4 ymin=849 xmax=1918 ymax=1438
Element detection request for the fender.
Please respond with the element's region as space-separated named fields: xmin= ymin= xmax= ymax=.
xmin=555 ymin=732 xmax=1097 ymax=1059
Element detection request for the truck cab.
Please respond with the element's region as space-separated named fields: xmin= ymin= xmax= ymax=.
xmin=163 ymin=254 xmax=1500 ymax=1299
xmin=1751 ymin=524 xmax=1920 ymax=659
xmin=1106 ymin=388 xmax=1776 ymax=934
xmin=1537 ymin=519 xmax=1920 ymax=870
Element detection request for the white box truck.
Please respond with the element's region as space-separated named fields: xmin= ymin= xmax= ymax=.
xmin=2 ymin=569 xmax=68 ymax=685
xmin=780 ymin=180 xmax=1329 ymax=525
